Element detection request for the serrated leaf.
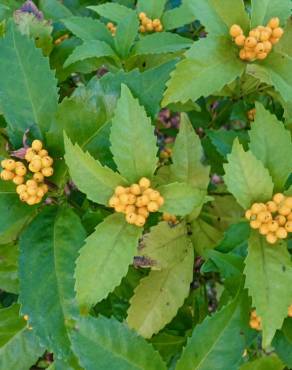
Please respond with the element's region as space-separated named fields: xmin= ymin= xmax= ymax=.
xmin=64 ymin=134 xmax=127 ymax=206
xmin=190 ymin=218 xmax=223 ymax=255
xmin=162 ymin=0 xmax=196 ymax=30
xmin=115 ymin=12 xmax=139 ymax=58
xmin=187 ymin=0 xmax=249 ymax=35
xmin=249 ymin=103 xmax=292 ymax=191
xmin=0 ymin=243 xmax=19 ymax=293
xmin=62 ymin=16 xmax=113 ymax=44
xmin=0 ymin=181 xmax=34 ymax=244
xmin=64 ymin=40 xmax=116 ymax=68
xmin=127 ymin=236 xmax=193 ymax=338
xmin=273 ymin=319 xmax=292 ymax=367
xmin=223 ymin=139 xmax=274 ymax=209
xmin=0 ymin=304 xmax=44 ymax=370
xmin=162 ymin=36 xmax=244 ymax=106
xmin=75 ymin=213 xmax=142 ymax=308
xmin=133 ymin=32 xmax=192 ymax=55
xmin=70 ymin=315 xmax=167 ymax=370
xmin=251 ymin=0 xmax=291 ymax=28
xmin=139 ymin=221 xmax=189 ymax=269
xmin=176 ymin=292 xmax=247 ymax=370
xmin=136 ymin=0 xmax=167 ymax=19
xmin=110 ymin=84 xmax=158 ymax=183
xmin=240 ymin=354 xmax=284 ymax=370
xmin=158 ymin=182 xmax=205 ymax=216
xmin=244 ymin=232 xmax=292 ymax=347
xmin=0 ymin=21 xmax=58 ymax=145
xmin=19 ymin=206 xmax=86 ymax=358
xmin=247 ymin=52 xmax=292 ymax=103
xmin=171 ymin=113 xmax=210 ymax=190
xmin=88 ymin=4 xmax=135 ymax=23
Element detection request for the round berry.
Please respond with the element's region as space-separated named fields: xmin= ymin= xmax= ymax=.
xmin=135 ymin=215 xmax=146 ymax=227
xmin=139 ymin=177 xmax=151 ymax=189
xmin=38 ymin=149 xmax=48 ymax=157
xmin=157 ymin=196 xmax=164 ymax=207
xmin=266 ymin=233 xmax=277 ymax=244
xmin=33 ymin=172 xmax=44 ymax=183
xmin=235 ymin=34 xmax=246 ymax=46
xmin=230 ymin=24 xmax=243 ymax=38
xmin=276 ymin=227 xmax=288 ymax=239
xmin=149 ymin=190 xmax=160 ymax=201
xmin=272 ymin=27 xmax=284 ymax=38
xmin=25 ymin=148 xmax=36 ymax=162
xmin=27 ymin=186 xmax=37 ymax=196
xmin=268 ymin=17 xmax=280 ymax=29
xmin=266 ymin=201 xmax=277 ymax=213
xmin=138 ymin=207 xmax=149 ymax=218
xmin=27 ymin=196 xmax=38 ymax=205
xmin=41 ymin=156 xmax=53 ymax=168
xmin=270 ymin=37 xmax=279 ymax=45
xmin=19 ymin=192 xmax=29 ymax=202
xmin=285 ymin=221 xmax=292 ymax=233
xmin=126 ymin=213 xmax=137 ymax=225
xmin=13 ymin=176 xmax=24 ymax=185
xmin=259 ymin=224 xmax=269 ymax=235
xmin=268 ymin=221 xmax=279 ymax=232
xmin=136 ymin=195 xmax=149 ymax=207
xmin=156 ymin=24 xmax=163 ymax=32
xmin=257 ymin=52 xmax=268 ymax=60
xmin=250 ymin=220 xmax=261 ymax=229
xmin=263 ymin=40 xmax=272 ymax=52
xmin=1 ymin=159 xmax=8 ymax=169
xmin=257 ymin=211 xmax=272 ymax=223
xmin=245 ymin=37 xmax=257 ymax=48
xmin=255 ymin=43 xmax=265 ymax=53
xmin=29 ymin=161 xmax=41 ymax=173
xmin=119 ymin=194 xmax=129 ymax=205
xmin=239 ymin=49 xmax=247 ymax=60
xmin=109 ymin=196 xmax=119 ymax=208
xmin=115 ymin=204 xmax=126 ymax=213
xmin=152 ymin=19 xmax=161 ymax=28
xmin=284 ymin=197 xmax=292 ymax=208
xmin=273 ymin=193 xmax=285 ymax=204
xmin=251 ymin=203 xmax=262 ymax=214
xmin=139 ymin=12 xmax=146 ymax=20
xmin=16 ymin=184 xmax=27 ymax=194
xmin=275 ymin=215 xmax=286 ymax=226
xmin=1 ymin=170 xmax=14 ymax=181
xmin=26 ymin=180 xmax=37 ymax=188
xmin=5 ymin=159 xmax=16 ymax=171
xmin=15 ymin=165 xmax=27 ymax=176
xmin=130 ymin=184 xmax=141 ymax=195
xmin=31 ymin=140 xmax=43 ymax=152
xmin=37 ymin=189 xmax=45 ymax=198
xmin=148 ymin=201 xmax=159 ymax=212
xmin=42 ymin=167 xmax=54 ymax=177
xmin=139 ymin=25 xmax=146 ymax=33
xmin=259 ymin=31 xmax=270 ymax=42
xmin=115 ymin=186 xmax=126 ymax=196
xmin=125 ymin=205 xmax=136 ymax=214
xmin=127 ymin=194 xmax=137 ymax=205
xmin=146 ymin=22 xmax=153 ymax=31
xmin=278 ymin=206 xmax=291 ymax=216
xmin=41 ymin=184 xmax=49 ymax=193
xmin=245 ymin=209 xmax=252 ymax=220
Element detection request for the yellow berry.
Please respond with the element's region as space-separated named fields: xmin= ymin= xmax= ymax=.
xmin=266 ymin=201 xmax=277 ymax=213
xmin=266 ymin=233 xmax=278 ymax=244
xmin=16 ymin=184 xmax=27 ymax=194
xmin=251 ymin=203 xmax=262 ymax=214
xmin=126 ymin=212 xmax=137 ymax=225
xmin=119 ymin=194 xmax=129 ymax=205
xmin=235 ymin=34 xmax=246 ymax=46
xmin=19 ymin=192 xmax=29 ymax=202
xmin=276 ymin=227 xmax=288 ymax=239
xmin=27 ymin=186 xmax=37 ymax=196
xmin=38 ymin=149 xmax=48 ymax=157
xmin=273 ymin=193 xmax=285 ymax=204
xmin=288 ymin=305 xmax=292 ymax=317
xmin=275 ymin=215 xmax=286 ymax=226
xmin=139 ymin=12 xmax=147 ymax=20
xmin=284 ymin=197 xmax=292 ymax=208
xmin=26 ymin=180 xmax=37 ymax=188
xmin=285 ymin=221 xmax=292 ymax=233
xmin=149 ymin=190 xmax=160 ymax=201
xmin=239 ymin=49 xmax=247 ymax=60
xmin=257 ymin=52 xmax=268 ymax=60
xmin=249 ymin=29 xmax=260 ymax=39
xmin=15 ymin=165 xmax=27 ymax=176
xmin=34 ymin=197 xmax=42 ymax=204
xmin=259 ymin=224 xmax=269 ymax=235
xmin=288 ymin=213 xmax=292 ymax=221
xmin=257 ymin=211 xmax=272 ymax=223
xmin=157 ymin=196 xmax=164 ymax=206
xmin=152 ymin=19 xmax=161 ymax=28
xmin=125 ymin=205 xmax=136 ymax=214
xmin=245 ymin=209 xmax=252 ymax=220
xmin=41 ymin=184 xmax=49 ymax=194
xmin=1 ymin=159 xmax=8 ymax=168
xmin=137 ymin=207 xmax=149 ymax=218
xmin=139 ymin=178 xmax=151 ymax=189
xmin=263 ymin=40 xmax=272 ymax=52
xmin=13 ymin=176 xmax=24 ymax=185
xmin=1 ymin=170 xmax=14 ymax=181
xmin=33 ymin=172 xmax=44 ymax=183
xmin=230 ymin=24 xmax=243 ymax=38
xmin=259 ymin=31 xmax=270 ymax=42
xmin=27 ymin=196 xmax=38 ymax=205
xmin=41 ymin=156 xmax=53 ymax=168
xmin=29 ymin=161 xmax=41 ymax=173
xmin=31 ymin=140 xmax=43 ymax=152
xmin=115 ymin=204 xmax=126 ymax=213
xmin=4 ymin=159 xmax=16 ymax=171
xmin=155 ymin=24 xmax=163 ymax=32
xmin=42 ymin=167 xmax=54 ymax=177
xmin=245 ymin=49 xmax=257 ymax=61
xmin=127 ymin=194 xmax=136 ymax=205
xmin=136 ymin=195 xmax=149 ymax=207
xmin=255 ymin=42 xmax=265 ymax=53
xmin=25 ymin=148 xmax=36 ymax=162
xmin=109 ymin=196 xmax=119 ymax=208
xmin=272 ymin=27 xmax=284 ymax=38
xmin=250 ymin=220 xmax=261 ymax=229
xmin=139 ymin=25 xmax=146 ymax=33
xmin=130 ymin=184 xmax=141 ymax=195
xmin=115 ymin=186 xmax=126 ymax=196
xmin=147 ymin=201 xmax=159 ymax=212
xmin=245 ymin=37 xmax=257 ymax=48
xmin=270 ymin=37 xmax=279 ymax=45
xmin=135 ymin=215 xmax=146 ymax=227
xmin=268 ymin=221 xmax=279 ymax=232
xmin=278 ymin=206 xmax=291 ymax=216
xmin=36 ymin=189 xmax=45 ymax=198
xmin=146 ymin=22 xmax=153 ymax=31
xmin=268 ymin=17 xmax=280 ymax=29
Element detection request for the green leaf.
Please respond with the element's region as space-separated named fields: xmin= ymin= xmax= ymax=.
xmin=70 ymin=315 xmax=167 ymax=370
xmin=176 ymin=292 xmax=247 ymax=370
xmin=223 ymin=139 xmax=274 ymax=209
xmin=249 ymin=103 xmax=292 ymax=191
xmin=158 ymin=182 xmax=205 ymax=216
xmin=162 ymin=36 xmax=244 ymax=106
xmin=240 ymin=354 xmax=284 ymax=370
xmin=88 ymin=4 xmax=135 ymax=23
xmin=133 ymin=32 xmax=192 ymax=56
xmin=114 ymin=12 xmax=139 ymax=59
xmin=0 ymin=181 xmax=34 ymax=244
xmin=19 ymin=206 xmax=86 ymax=358
xmin=190 ymin=218 xmax=223 ymax=255
xmin=64 ymin=40 xmax=116 ymax=68
xmin=0 ymin=21 xmax=58 ymax=145
xmin=187 ymin=0 xmax=249 ymax=35
xmin=251 ymin=0 xmax=291 ymax=28
xmin=162 ymin=0 xmax=196 ymax=30
xmin=275 ymin=18 xmax=292 ymax=58
xmin=273 ymin=319 xmax=292 ymax=367
xmin=244 ymin=232 xmax=292 ymax=347
xmin=75 ymin=213 xmax=142 ymax=308
xmin=39 ymin=0 xmax=72 ymax=21
xmin=0 ymin=243 xmax=19 ymax=293
xmin=64 ymin=134 xmax=127 ymax=206
xmin=62 ymin=16 xmax=113 ymax=44
xmin=171 ymin=113 xmax=210 ymax=190
xmin=139 ymin=221 xmax=189 ymax=269
xmin=0 ymin=304 xmax=44 ymax=370
xmin=110 ymin=84 xmax=158 ymax=183
xmin=136 ymin=0 xmax=167 ymax=19
xmin=247 ymin=52 xmax=292 ymax=103
xmin=127 ymin=234 xmax=193 ymax=338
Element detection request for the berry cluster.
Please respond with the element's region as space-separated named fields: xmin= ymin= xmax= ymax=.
xmin=245 ymin=194 xmax=292 ymax=244
xmin=249 ymin=310 xmax=261 ymax=331
xmin=138 ymin=12 xmax=163 ymax=33
xmin=0 ymin=140 xmax=53 ymax=205
xmin=247 ymin=108 xmax=256 ymax=121
xmin=109 ymin=177 xmax=164 ymax=227
xmin=230 ymin=17 xmax=284 ymax=62
xmin=162 ymin=213 xmax=178 ymax=225
xmin=106 ymin=22 xmax=116 ymax=36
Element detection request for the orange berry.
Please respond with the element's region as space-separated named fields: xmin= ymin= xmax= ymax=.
xmin=235 ymin=35 xmax=246 ymax=46
xmin=149 ymin=190 xmax=160 ymax=201
xmin=272 ymin=27 xmax=284 ymax=38
xmin=263 ymin=40 xmax=272 ymax=52
xmin=270 ymin=37 xmax=279 ymax=45
xmin=27 ymin=196 xmax=38 ymax=205
xmin=156 ymin=24 xmax=163 ymax=32
xmin=36 ymin=189 xmax=45 ymax=198
xmin=139 ymin=12 xmax=147 ymax=20
xmin=126 ymin=213 xmax=137 ymax=225
xmin=13 ymin=176 xmax=24 ymax=185
xmin=109 ymin=196 xmax=119 ymax=208
xmin=1 ymin=170 xmax=14 ymax=181
xmin=284 ymin=197 xmax=292 ymax=208
xmin=239 ymin=49 xmax=247 ymax=60
xmin=115 ymin=186 xmax=126 ymax=196
xmin=137 ymin=207 xmax=149 ymax=218
xmin=38 ymin=149 xmax=48 ymax=157
xmin=4 ymin=159 xmax=16 ymax=171
xmin=125 ymin=205 xmax=136 ymax=214
xmin=275 ymin=215 xmax=286 ymax=226
xmin=268 ymin=221 xmax=279 ymax=232
xmin=266 ymin=233 xmax=277 ymax=244
xmin=257 ymin=52 xmax=268 ymax=60
xmin=16 ymin=184 xmax=27 ymax=194
xmin=288 ymin=305 xmax=292 ymax=317
xmin=259 ymin=224 xmax=269 ymax=235
xmin=245 ymin=37 xmax=257 ymax=48
xmin=245 ymin=209 xmax=252 ymax=220
xmin=278 ymin=206 xmax=291 ymax=216
xmin=273 ymin=193 xmax=285 ymax=204
xmin=157 ymin=196 xmax=164 ymax=206
xmin=27 ymin=186 xmax=37 ymax=196
xmin=127 ymin=194 xmax=137 ymax=205
xmin=249 ymin=29 xmax=260 ymax=39
xmin=147 ymin=201 xmax=159 ymax=212
xmin=257 ymin=211 xmax=272 ymax=223
xmin=130 ymin=184 xmax=141 ymax=195
xmin=230 ymin=24 xmax=243 ymax=38
xmin=33 ymin=172 xmax=44 ymax=183
xmin=250 ymin=220 xmax=261 ymax=229
xmin=251 ymin=203 xmax=263 ymax=214
xmin=135 ymin=215 xmax=146 ymax=227
xmin=136 ymin=195 xmax=149 ymax=207
xmin=19 ymin=192 xmax=29 ymax=202
xmin=259 ymin=31 xmax=270 ymax=42
xmin=285 ymin=221 xmax=292 ymax=233
xmin=276 ymin=227 xmax=288 ymax=239
xmin=255 ymin=42 xmax=265 ymax=53
xmin=42 ymin=167 xmax=54 ymax=177
xmin=146 ymin=22 xmax=153 ymax=31
xmin=139 ymin=25 xmax=146 ymax=33
xmin=250 ymin=319 xmax=260 ymax=330
xmin=152 ymin=19 xmax=161 ymax=28
xmin=268 ymin=17 xmax=280 ymax=29
xmin=41 ymin=184 xmax=49 ymax=194
xmin=266 ymin=201 xmax=277 ymax=213
xmin=139 ymin=177 xmax=151 ymax=189
xmin=115 ymin=204 xmax=126 ymax=213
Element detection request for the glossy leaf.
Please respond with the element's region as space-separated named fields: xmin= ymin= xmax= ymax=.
xmin=224 ymin=139 xmax=274 ymax=209
xmin=75 ymin=213 xmax=142 ymax=308
xmin=110 ymin=84 xmax=158 ymax=183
